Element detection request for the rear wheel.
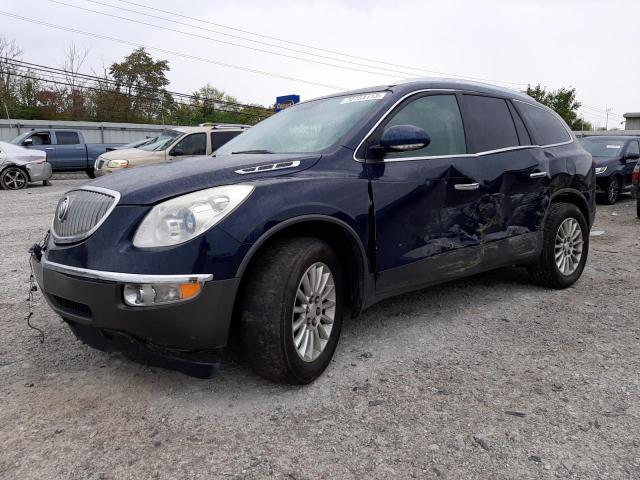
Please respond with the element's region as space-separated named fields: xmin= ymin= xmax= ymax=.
xmin=86 ymin=168 xmax=96 ymax=179
xmin=529 ymin=202 xmax=589 ymax=289
xmin=637 ymin=196 xmax=640 ymax=219
xmin=240 ymin=237 xmax=344 ymax=383
xmin=0 ymin=167 xmax=29 ymax=190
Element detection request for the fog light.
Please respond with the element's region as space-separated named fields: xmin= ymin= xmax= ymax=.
xmin=123 ymin=282 xmax=202 ymax=307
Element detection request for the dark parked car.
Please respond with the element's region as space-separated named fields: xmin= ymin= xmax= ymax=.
xmin=31 ymin=79 xmax=596 ymax=383
xmin=633 ymin=162 xmax=640 ymax=218
xmin=579 ymin=135 xmax=640 ymax=204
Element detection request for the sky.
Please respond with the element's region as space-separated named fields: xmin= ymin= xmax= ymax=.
xmin=1 ymin=0 xmax=637 ymax=128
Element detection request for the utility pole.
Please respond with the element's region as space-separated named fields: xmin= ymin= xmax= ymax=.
xmin=605 ymin=107 xmax=612 ymax=130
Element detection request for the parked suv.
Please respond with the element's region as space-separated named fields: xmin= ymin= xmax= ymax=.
xmin=579 ymin=135 xmax=640 ymax=204
xmin=31 ymin=79 xmax=595 ymax=383
xmin=93 ymin=124 xmax=249 ymax=176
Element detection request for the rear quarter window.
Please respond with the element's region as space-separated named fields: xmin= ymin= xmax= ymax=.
xmin=514 ymin=101 xmax=571 ymax=146
xmin=462 ymin=95 xmax=519 ymax=153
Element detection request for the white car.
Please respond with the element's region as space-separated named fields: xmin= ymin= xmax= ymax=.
xmin=94 ymin=124 xmax=249 ymax=176
xmin=0 ymin=141 xmax=52 ymax=190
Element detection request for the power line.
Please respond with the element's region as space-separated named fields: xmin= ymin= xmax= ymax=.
xmin=3 ymin=58 xmax=273 ymax=115
xmin=110 ymin=0 xmax=527 ymax=87
xmin=0 ymin=11 xmax=347 ymax=91
xmin=48 ymin=0 xmax=412 ymax=81
xmin=5 ymin=70 xmax=271 ymax=120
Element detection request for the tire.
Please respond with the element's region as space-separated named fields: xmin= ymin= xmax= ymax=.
xmin=636 ymin=197 xmax=640 ymax=220
xmin=600 ymin=176 xmax=621 ymax=205
xmin=240 ymin=237 xmax=344 ymax=384
xmin=43 ymin=180 xmax=52 ymax=186
xmin=528 ymin=202 xmax=589 ymax=289
xmin=0 ymin=167 xmax=29 ymax=190
xmin=86 ymin=168 xmax=96 ymax=179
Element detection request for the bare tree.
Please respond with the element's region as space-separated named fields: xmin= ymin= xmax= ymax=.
xmin=59 ymin=43 xmax=89 ymax=119
xmin=0 ymin=35 xmax=24 ymax=118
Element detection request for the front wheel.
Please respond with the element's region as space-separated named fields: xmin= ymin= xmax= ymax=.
xmin=601 ymin=176 xmax=621 ymax=205
xmin=240 ymin=238 xmax=344 ymax=384
xmin=0 ymin=167 xmax=29 ymax=190
xmin=529 ymin=202 xmax=589 ymax=289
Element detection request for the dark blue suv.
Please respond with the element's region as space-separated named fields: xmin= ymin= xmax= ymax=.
xmin=32 ymin=79 xmax=596 ymax=383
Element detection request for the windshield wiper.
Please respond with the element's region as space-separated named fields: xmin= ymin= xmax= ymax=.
xmin=231 ymin=149 xmax=274 ymax=154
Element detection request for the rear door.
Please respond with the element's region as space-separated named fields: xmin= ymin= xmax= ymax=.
xmin=210 ymin=131 xmax=242 ymax=153
xmin=53 ymin=131 xmax=86 ymax=170
xmin=459 ymin=94 xmax=549 ymax=262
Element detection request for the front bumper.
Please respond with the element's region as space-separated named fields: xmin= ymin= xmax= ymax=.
xmin=26 ymin=162 xmax=52 ymax=182
xmin=32 ymin=255 xmax=239 ymax=351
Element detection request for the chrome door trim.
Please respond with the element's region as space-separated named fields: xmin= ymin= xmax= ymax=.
xmin=454 ymin=182 xmax=480 ymax=191
xmin=529 ymin=171 xmax=548 ymax=178
xmin=353 ymin=90 xmax=575 ymax=164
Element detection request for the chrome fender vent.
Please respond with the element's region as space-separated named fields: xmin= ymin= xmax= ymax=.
xmin=235 ymin=160 xmax=301 ymax=175
xmin=52 ymin=187 xmax=120 ymax=244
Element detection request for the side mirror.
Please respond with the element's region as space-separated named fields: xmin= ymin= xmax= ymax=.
xmin=170 ymin=147 xmax=184 ymax=157
xmin=23 ymin=138 xmax=33 ymax=146
xmin=377 ymin=125 xmax=430 ymax=154
xmin=625 ymin=152 xmax=640 ymax=161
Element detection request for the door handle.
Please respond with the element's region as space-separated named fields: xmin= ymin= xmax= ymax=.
xmin=454 ymin=182 xmax=480 ymax=191
xmin=529 ymin=171 xmax=547 ymax=178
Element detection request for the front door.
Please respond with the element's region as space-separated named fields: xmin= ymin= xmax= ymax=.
xmin=364 ymin=92 xmax=505 ymax=297
xmin=622 ymin=139 xmax=640 ymax=186
xmin=24 ymin=131 xmax=56 ymax=165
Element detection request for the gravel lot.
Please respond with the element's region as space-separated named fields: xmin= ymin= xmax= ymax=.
xmin=1 ymin=174 xmax=639 ymax=479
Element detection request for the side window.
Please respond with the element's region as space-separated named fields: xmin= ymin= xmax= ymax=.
xmin=507 ymin=101 xmax=531 ymax=146
xmin=462 ymin=95 xmax=519 ymax=153
xmin=515 ymin=101 xmax=571 ymax=146
xmin=211 ymin=131 xmax=241 ymax=151
xmin=626 ymin=140 xmax=639 ymax=156
xmin=384 ymin=94 xmax=466 ymax=158
xmin=29 ymin=132 xmax=52 ymax=145
xmin=55 ymin=131 xmax=80 ymax=145
xmin=174 ymin=133 xmax=206 ymax=155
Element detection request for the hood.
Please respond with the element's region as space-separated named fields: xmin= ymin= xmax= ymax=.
xmin=90 ymin=153 xmax=321 ymax=205
xmin=98 ymin=148 xmax=158 ymax=161
xmin=0 ymin=141 xmax=47 ymax=164
xmin=592 ymin=155 xmax=621 ymax=166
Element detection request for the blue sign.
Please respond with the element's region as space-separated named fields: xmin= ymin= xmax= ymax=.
xmin=275 ymin=94 xmax=300 ymax=112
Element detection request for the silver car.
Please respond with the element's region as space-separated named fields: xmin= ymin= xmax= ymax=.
xmin=0 ymin=141 xmax=52 ymax=190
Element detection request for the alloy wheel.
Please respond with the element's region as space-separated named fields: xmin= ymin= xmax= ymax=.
xmin=292 ymin=262 xmax=336 ymax=362
xmin=608 ymin=178 xmax=620 ymax=204
xmin=3 ymin=169 xmax=27 ymax=190
xmin=554 ymin=217 xmax=584 ymax=276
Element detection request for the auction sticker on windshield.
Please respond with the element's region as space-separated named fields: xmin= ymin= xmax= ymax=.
xmin=606 ymin=145 xmax=622 ymax=149
xmin=340 ymin=92 xmax=387 ymax=104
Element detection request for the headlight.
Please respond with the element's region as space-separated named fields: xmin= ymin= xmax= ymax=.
xmin=107 ymin=159 xmax=129 ymax=168
xmin=595 ymin=166 xmax=607 ymax=174
xmin=133 ymin=185 xmax=254 ymax=248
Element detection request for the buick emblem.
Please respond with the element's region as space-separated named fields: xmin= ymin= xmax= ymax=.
xmin=57 ymin=196 xmax=70 ymax=222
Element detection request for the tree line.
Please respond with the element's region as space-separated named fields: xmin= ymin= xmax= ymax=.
xmin=0 ymin=36 xmax=273 ymax=126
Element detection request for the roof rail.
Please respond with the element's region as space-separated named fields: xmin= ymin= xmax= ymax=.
xmin=198 ymin=122 xmax=251 ymax=129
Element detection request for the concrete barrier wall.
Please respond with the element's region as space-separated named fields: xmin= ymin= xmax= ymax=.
xmin=0 ymin=119 xmax=182 ymax=143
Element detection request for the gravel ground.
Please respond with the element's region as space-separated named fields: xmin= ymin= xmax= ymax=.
xmin=1 ymin=174 xmax=639 ymax=479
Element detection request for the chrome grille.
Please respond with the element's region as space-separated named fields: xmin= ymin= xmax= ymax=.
xmin=52 ymin=188 xmax=119 ymax=243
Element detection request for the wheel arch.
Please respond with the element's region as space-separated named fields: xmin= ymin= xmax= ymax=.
xmin=549 ymin=188 xmax=592 ymax=228
xmin=0 ymin=163 xmax=31 ymax=184
xmin=234 ymin=215 xmax=372 ymax=319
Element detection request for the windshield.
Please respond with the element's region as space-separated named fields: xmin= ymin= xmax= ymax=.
xmin=580 ymin=139 xmax=625 ymax=157
xmin=10 ymin=132 xmax=30 ymax=145
xmin=216 ymin=92 xmax=389 ymax=155
xmin=138 ymin=130 xmax=181 ymax=151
